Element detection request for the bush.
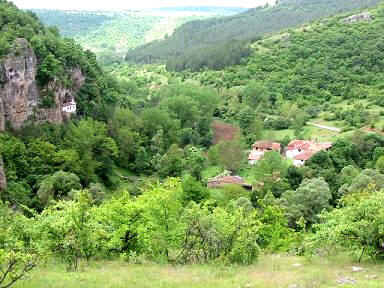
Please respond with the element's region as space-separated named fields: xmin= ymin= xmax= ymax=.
xmin=307 ymin=190 xmax=384 ymax=261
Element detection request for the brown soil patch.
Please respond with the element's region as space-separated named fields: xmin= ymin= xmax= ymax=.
xmin=212 ymin=120 xmax=240 ymax=145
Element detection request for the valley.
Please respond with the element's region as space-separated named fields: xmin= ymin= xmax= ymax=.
xmin=1 ymin=0 xmax=384 ymax=287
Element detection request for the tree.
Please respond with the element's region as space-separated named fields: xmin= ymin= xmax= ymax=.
xmin=256 ymin=198 xmax=294 ymax=252
xmin=216 ymin=140 xmax=245 ymax=172
xmin=176 ymin=202 xmax=260 ymax=264
xmin=252 ymin=151 xmax=290 ymax=202
xmin=161 ymin=96 xmax=200 ymax=128
xmin=37 ymin=170 xmax=82 ymax=204
xmin=376 ymin=156 xmax=384 ymax=174
xmin=65 ymin=119 xmax=117 ymax=185
xmin=181 ymin=175 xmax=209 ymax=204
xmin=338 ymin=169 xmax=384 ymax=197
xmin=184 ymin=146 xmax=206 ymax=179
xmin=308 ymin=190 xmax=384 ymax=261
xmin=238 ymin=106 xmax=256 ymax=129
xmin=157 ymin=144 xmax=186 ymax=178
xmin=280 ymin=178 xmax=332 ymax=228
xmin=136 ymin=178 xmax=184 ymax=262
xmin=0 ymin=201 xmax=38 ymax=288
xmin=242 ymin=81 xmax=268 ymax=109
xmin=35 ymin=190 xmax=105 ymax=270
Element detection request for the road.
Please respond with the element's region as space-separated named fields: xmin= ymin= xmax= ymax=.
xmin=306 ymin=122 xmax=341 ymax=132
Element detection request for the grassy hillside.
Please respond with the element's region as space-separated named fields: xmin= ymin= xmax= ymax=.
xmin=14 ymin=254 xmax=384 ymax=288
xmin=126 ymin=0 xmax=384 ymax=71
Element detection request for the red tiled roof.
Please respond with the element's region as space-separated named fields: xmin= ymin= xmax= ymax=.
xmin=209 ymin=175 xmax=245 ymax=185
xmin=294 ymin=151 xmax=314 ymax=161
xmin=287 ymin=140 xmax=307 ymax=148
xmin=252 ymin=141 xmax=281 ymax=151
xmin=287 ymin=140 xmax=332 ymax=152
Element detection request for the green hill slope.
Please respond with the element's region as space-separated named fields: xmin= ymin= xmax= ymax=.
xmin=126 ymin=0 xmax=384 ymax=71
xmin=176 ymin=3 xmax=384 ymax=136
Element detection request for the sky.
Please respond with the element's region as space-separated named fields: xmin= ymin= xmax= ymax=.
xmin=11 ymin=0 xmax=273 ymax=10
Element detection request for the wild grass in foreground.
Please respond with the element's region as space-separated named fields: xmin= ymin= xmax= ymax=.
xmin=15 ymin=254 xmax=384 ymax=288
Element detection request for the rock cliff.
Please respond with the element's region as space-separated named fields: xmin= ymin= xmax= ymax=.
xmin=341 ymin=12 xmax=373 ymax=24
xmin=0 ymin=38 xmax=85 ymax=130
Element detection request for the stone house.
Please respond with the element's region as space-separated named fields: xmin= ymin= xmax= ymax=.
xmin=248 ymin=141 xmax=281 ymax=165
xmin=285 ymin=140 xmax=332 ymax=166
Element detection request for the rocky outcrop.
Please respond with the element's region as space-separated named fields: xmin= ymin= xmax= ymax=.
xmin=341 ymin=12 xmax=373 ymax=24
xmin=0 ymin=38 xmax=85 ymax=131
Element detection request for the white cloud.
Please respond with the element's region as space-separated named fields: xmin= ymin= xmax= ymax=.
xmin=11 ymin=0 xmax=273 ymax=10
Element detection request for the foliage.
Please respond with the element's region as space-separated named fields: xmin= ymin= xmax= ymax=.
xmin=0 ymin=201 xmax=38 ymax=288
xmin=181 ymin=175 xmax=209 ymax=204
xmin=280 ymin=178 xmax=332 ymax=229
xmin=338 ymin=169 xmax=384 ymax=196
xmin=127 ymin=0 xmax=384 ymax=71
xmin=308 ymin=190 xmax=384 ymax=260
xmin=32 ymin=9 xmax=210 ymax=63
xmin=34 ymin=190 xmax=105 ymax=270
xmin=216 ymin=140 xmax=245 ymax=172
xmin=176 ymin=202 xmax=260 ymax=264
xmin=37 ymin=171 xmax=81 ymax=204
xmin=252 ymin=151 xmax=291 ymax=202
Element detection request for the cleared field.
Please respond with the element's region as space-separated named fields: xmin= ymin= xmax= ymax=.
xmin=14 ymin=254 xmax=384 ymax=288
xmin=212 ymin=121 xmax=240 ymax=145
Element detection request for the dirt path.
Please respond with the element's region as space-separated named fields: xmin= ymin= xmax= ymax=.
xmin=307 ymin=122 xmax=341 ymax=132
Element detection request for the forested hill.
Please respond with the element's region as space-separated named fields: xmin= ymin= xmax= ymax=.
xmin=31 ymin=8 xmax=242 ymax=64
xmin=126 ymin=0 xmax=384 ymax=71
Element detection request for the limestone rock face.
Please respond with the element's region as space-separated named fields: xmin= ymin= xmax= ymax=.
xmin=0 ymin=38 xmax=39 ymax=130
xmin=341 ymin=12 xmax=373 ymax=23
xmin=0 ymin=38 xmax=85 ymax=130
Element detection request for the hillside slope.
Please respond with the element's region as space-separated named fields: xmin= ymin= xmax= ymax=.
xmin=182 ymin=4 xmax=384 ymax=135
xmin=126 ymin=0 xmax=384 ymax=71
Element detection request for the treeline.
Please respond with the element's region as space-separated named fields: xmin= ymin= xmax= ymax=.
xmin=126 ymin=0 xmax=384 ymax=71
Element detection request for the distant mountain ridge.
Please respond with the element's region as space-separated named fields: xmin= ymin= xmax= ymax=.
xmin=144 ymin=6 xmax=248 ymax=15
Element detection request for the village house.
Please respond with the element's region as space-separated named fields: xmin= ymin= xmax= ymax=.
xmin=62 ymin=99 xmax=77 ymax=113
xmin=248 ymin=141 xmax=281 ymax=165
xmin=207 ymin=172 xmax=252 ymax=190
xmin=285 ymin=140 xmax=332 ymax=166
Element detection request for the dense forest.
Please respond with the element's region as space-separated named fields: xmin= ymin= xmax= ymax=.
xmin=2 ymin=0 xmax=384 ymax=286
xmin=126 ymin=0 xmax=384 ymax=71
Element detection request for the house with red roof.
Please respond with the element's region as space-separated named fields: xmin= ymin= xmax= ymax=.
xmin=285 ymin=140 xmax=332 ymax=166
xmin=248 ymin=141 xmax=281 ymax=165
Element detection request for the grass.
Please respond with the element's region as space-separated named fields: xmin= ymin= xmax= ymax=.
xmin=201 ymin=165 xmax=223 ymax=182
xmin=262 ymin=129 xmax=295 ymax=141
xmin=14 ymin=254 xmax=384 ymax=288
